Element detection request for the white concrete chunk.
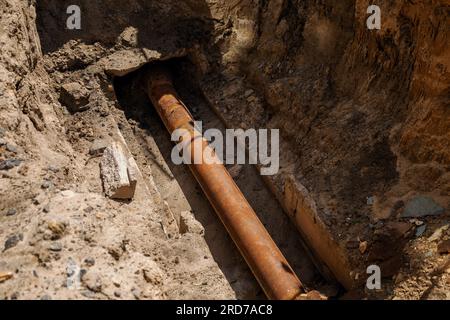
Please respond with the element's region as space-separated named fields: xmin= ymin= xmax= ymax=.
xmin=100 ymin=142 xmax=137 ymax=200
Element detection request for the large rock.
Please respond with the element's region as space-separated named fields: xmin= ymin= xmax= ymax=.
xmin=100 ymin=142 xmax=138 ymax=200
xmin=401 ymin=196 xmax=445 ymax=218
xmin=59 ymin=82 xmax=90 ymax=113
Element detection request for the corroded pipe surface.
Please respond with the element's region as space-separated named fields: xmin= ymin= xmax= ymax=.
xmin=145 ymin=65 xmax=304 ymax=300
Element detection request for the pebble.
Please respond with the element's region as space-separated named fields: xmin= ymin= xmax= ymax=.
xmin=4 ymin=234 xmax=23 ymax=251
xmin=41 ymin=181 xmax=52 ymax=189
xmin=131 ymin=288 xmax=141 ymax=299
xmin=84 ymin=257 xmax=95 ymax=266
xmin=46 ymin=220 xmax=67 ymax=240
xmin=0 ymin=159 xmax=22 ymax=170
xmin=47 ymin=165 xmax=60 ymax=173
xmin=43 ymin=204 xmax=50 ymax=213
xmin=81 ymin=271 xmax=102 ymax=293
xmin=244 ymin=89 xmax=254 ymax=97
xmin=6 ymin=208 xmax=17 ymax=216
xmin=83 ymin=206 xmax=94 ymax=213
xmin=49 ymin=242 xmax=63 ymax=252
xmin=359 ymin=241 xmax=368 ymax=254
xmin=409 ymin=219 xmax=424 ymax=226
xmin=5 ymin=144 xmax=17 ymax=153
xmin=415 ymin=224 xmax=427 ymax=237
xmin=0 ymin=271 xmax=13 ymax=283
xmin=81 ymin=290 xmax=96 ymax=298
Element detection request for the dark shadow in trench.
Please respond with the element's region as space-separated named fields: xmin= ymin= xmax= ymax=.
xmin=36 ymin=0 xmax=215 ymax=55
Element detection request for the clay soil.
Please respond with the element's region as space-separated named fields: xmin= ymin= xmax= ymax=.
xmin=0 ymin=0 xmax=449 ymax=300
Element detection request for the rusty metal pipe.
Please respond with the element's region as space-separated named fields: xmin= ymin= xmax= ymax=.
xmin=145 ymin=66 xmax=304 ymax=300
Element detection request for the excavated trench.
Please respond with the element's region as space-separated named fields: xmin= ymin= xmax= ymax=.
xmin=112 ymin=59 xmax=338 ymax=298
xmin=2 ymin=0 xmax=445 ymax=300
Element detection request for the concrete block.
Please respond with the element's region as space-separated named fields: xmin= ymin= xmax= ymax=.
xmin=100 ymin=142 xmax=137 ymax=200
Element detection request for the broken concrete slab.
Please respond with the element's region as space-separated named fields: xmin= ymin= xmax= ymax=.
xmin=99 ymin=49 xmax=160 ymax=77
xmin=401 ymin=196 xmax=445 ymax=218
xmin=100 ymin=142 xmax=138 ymax=200
xmin=97 ymin=48 xmax=187 ymax=77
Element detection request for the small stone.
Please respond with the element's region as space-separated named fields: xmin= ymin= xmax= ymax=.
xmin=114 ymin=291 xmax=121 ymax=298
xmin=61 ymin=190 xmax=75 ymax=197
xmin=59 ymin=82 xmax=90 ymax=113
xmin=5 ymin=144 xmax=17 ymax=153
xmin=49 ymin=242 xmax=63 ymax=252
xmin=415 ymin=224 xmax=427 ymax=237
xmin=118 ymin=27 xmax=138 ymax=47
xmin=424 ymin=250 xmax=433 ymax=258
xmin=0 ymin=271 xmax=13 ymax=283
xmin=81 ymin=271 xmax=103 ymax=293
xmin=0 ymin=159 xmax=22 ymax=170
xmin=81 ymin=290 xmax=96 ymax=298
xmin=244 ymin=89 xmax=254 ymax=97
xmin=47 ymin=165 xmax=60 ymax=173
xmin=437 ymin=240 xmax=450 ymax=255
xmin=428 ymin=224 xmax=449 ymax=242
xmin=246 ymin=95 xmax=256 ymax=102
xmin=359 ymin=241 xmax=368 ymax=254
xmin=43 ymin=204 xmax=50 ymax=213
xmin=40 ymin=295 xmax=52 ymax=300
xmin=83 ymin=206 xmax=94 ymax=213
xmin=131 ymin=288 xmax=141 ymax=299
xmin=4 ymin=234 xmax=23 ymax=251
xmin=401 ymin=196 xmax=445 ymax=218
xmin=84 ymin=257 xmax=95 ymax=266
xmin=6 ymin=208 xmax=17 ymax=216
xmin=409 ymin=219 xmax=424 ymax=226
xmin=41 ymin=181 xmax=52 ymax=189
xmin=47 ymin=220 xmax=67 ymax=239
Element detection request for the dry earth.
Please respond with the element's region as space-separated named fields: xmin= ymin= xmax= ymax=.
xmin=0 ymin=0 xmax=449 ymax=300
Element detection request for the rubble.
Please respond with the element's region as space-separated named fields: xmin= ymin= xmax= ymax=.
xmin=100 ymin=142 xmax=138 ymax=200
xmin=59 ymin=82 xmax=90 ymax=113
